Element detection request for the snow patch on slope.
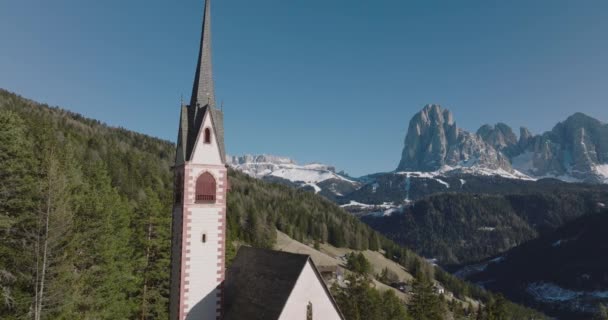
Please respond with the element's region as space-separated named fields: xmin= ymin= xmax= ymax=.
xmin=435 ymin=178 xmax=450 ymax=188
xmin=303 ymin=182 xmax=321 ymax=194
xmin=396 ymin=164 xmax=533 ymax=181
xmin=341 ymin=201 xmax=401 ymax=217
xmin=340 ymin=201 xmax=395 ymax=209
xmin=270 ymin=167 xmax=342 ymax=183
xmin=594 ymin=164 xmax=608 ymax=182
xmin=511 ymin=151 xmax=535 ymax=174
xmin=527 ymin=282 xmax=608 ymax=303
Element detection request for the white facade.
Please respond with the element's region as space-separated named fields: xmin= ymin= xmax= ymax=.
xmin=190 ymin=114 xmax=223 ymax=165
xmin=279 ymin=261 xmax=343 ymax=320
xmin=171 ymin=114 xmax=227 ymax=320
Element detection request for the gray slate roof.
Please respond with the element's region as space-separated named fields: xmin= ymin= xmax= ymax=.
xmin=223 ymin=247 xmax=344 ymax=320
xmin=191 ymin=0 xmax=215 ymax=108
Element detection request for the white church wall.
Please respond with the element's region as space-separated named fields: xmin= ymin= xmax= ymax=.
xmin=180 ymin=164 xmax=227 ymax=320
xmin=190 ymin=114 xmax=223 ymax=165
xmin=279 ymin=261 xmax=343 ymax=320
xmin=183 ymin=205 xmax=222 ymax=319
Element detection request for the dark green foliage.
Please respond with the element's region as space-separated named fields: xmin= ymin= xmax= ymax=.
xmin=227 ymin=170 xmax=380 ymax=251
xmin=346 ymin=252 xmax=371 ymax=275
xmin=332 ymin=275 xmax=411 ymax=320
xmin=376 ymin=267 xmax=400 ymax=286
xmin=0 ymin=89 xmax=546 ymax=320
xmin=363 ymin=190 xmax=608 ymax=264
xmin=465 ymin=211 xmax=608 ymax=320
xmin=408 ymin=272 xmax=444 ymax=320
xmin=345 ymin=172 xmax=608 ymax=209
xmin=132 ymin=188 xmax=171 ymax=319
xmin=485 ymin=295 xmax=508 ymax=320
xmin=1 ymin=90 xmax=173 ymax=319
xmin=0 ymin=111 xmax=37 ymax=318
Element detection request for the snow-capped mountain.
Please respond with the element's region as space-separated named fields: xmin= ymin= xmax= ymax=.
xmin=397 ymin=104 xmax=608 ymax=183
xmin=227 ymin=154 xmax=360 ymax=199
xmin=227 ymin=107 xmax=607 ymax=217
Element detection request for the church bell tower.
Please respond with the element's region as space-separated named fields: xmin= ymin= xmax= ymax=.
xmin=170 ymin=0 xmax=228 ymax=319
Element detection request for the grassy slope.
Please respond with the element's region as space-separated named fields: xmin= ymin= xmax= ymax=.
xmin=275 ymin=230 xmax=484 ymax=309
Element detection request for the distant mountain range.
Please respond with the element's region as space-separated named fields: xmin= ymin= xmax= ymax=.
xmin=227 ymin=154 xmax=361 ymax=201
xmin=224 ymin=106 xmax=608 ymax=320
xmin=398 ymin=104 xmax=608 ymax=184
xmin=229 ymin=105 xmax=608 ymax=216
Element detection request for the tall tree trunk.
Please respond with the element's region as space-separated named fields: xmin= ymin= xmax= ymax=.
xmin=34 ymin=154 xmax=54 ymax=320
xmin=140 ymin=216 xmax=153 ymax=320
xmin=36 ymin=193 xmax=51 ymax=320
xmin=33 ymin=210 xmax=42 ymax=320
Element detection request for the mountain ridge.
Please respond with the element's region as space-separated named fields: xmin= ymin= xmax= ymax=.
xmin=398 ymin=104 xmax=608 ymax=184
xmin=0 ymin=88 xmax=548 ymax=320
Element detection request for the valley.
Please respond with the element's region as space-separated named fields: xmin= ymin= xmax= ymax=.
xmin=0 ymin=89 xmax=547 ymax=319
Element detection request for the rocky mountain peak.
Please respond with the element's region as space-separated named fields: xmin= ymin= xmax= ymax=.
xmin=397 ymin=105 xmax=511 ymax=172
xmin=542 ymin=112 xmax=608 ymax=181
xmin=398 ymin=104 xmax=458 ymax=171
xmin=397 ymin=105 xmax=608 ymax=183
xmin=518 ymin=127 xmax=533 ymax=149
xmin=418 ymin=104 xmax=455 ymax=127
xmin=477 ymin=123 xmax=518 ymax=151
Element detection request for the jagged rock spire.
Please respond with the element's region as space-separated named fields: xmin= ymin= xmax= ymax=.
xmin=191 ymin=0 xmax=215 ymax=108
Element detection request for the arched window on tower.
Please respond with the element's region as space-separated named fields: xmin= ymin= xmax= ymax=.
xmin=204 ymin=128 xmax=212 ymax=144
xmin=196 ymin=172 xmax=216 ymax=203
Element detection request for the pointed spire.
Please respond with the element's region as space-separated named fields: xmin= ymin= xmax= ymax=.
xmin=190 ymin=0 xmax=215 ymax=108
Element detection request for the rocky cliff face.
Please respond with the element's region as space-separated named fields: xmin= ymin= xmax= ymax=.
xmin=477 ymin=123 xmax=518 ymax=153
xmin=514 ymin=113 xmax=608 ymax=183
xmin=397 ymin=104 xmax=512 ymax=172
xmin=397 ymin=105 xmax=608 ymax=183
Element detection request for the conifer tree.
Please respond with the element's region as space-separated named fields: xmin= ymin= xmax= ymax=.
xmin=32 ymin=142 xmax=79 ymax=320
xmin=408 ymin=271 xmax=444 ymax=320
xmin=133 ymin=188 xmax=170 ymax=319
xmin=69 ymin=162 xmax=138 ymax=319
xmin=332 ymin=275 xmax=410 ymax=320
xmin=0 ymin=111 xmax=37 ymax=318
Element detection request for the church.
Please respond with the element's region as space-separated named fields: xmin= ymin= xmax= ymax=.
xmin=169 ymin=1 xmax=345 ymax=319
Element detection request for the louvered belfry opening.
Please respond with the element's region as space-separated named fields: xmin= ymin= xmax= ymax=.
xmin=196 ymin=172 xmax=216 ymax=203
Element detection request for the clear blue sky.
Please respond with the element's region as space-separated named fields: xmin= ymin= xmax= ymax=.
xmin=1 ymin=0 xmax=607 ymax=176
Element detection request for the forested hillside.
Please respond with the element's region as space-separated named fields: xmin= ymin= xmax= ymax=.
xmin=363 ymin=190 xmax=608 ymax=265
xmin=0 ymin=89 xmax=545 ymax=319
xmin=462 ymin=211 xmax=608 ymax=320
xmin=0 ymin=89 xmax=174 ymax=319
